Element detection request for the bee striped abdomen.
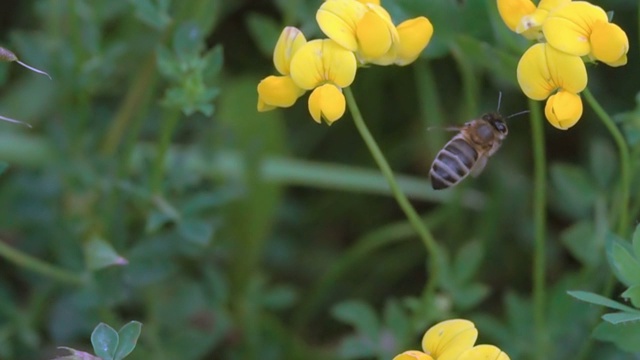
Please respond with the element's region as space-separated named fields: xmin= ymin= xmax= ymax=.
xmin=430 ymin=138 xmax=478 ymax=189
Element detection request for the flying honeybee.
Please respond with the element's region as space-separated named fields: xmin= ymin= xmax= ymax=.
xmin=429 ymin=96 xmax=528 ymax=190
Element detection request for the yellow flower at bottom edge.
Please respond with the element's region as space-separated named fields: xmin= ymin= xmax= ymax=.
xmin=289 ymin=39 xmax=357 ymax=124
xmin=545 ymin=90 xmax=583 ymax=130
xmin=457 ymin=345 xmax=510 ymax=360
xmin=421 ymin=319 xmax=478 ymax=360
xmin=393 ymin=350 xmax=434 ymax=360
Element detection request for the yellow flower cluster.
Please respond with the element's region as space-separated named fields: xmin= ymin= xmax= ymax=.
xmin=393 ymin=319 xmax=510 ymax=360
xmin=257 ymin=0 xmax=433 ymax=125
xmin=497 ymin=0 xmax=629 ymax=130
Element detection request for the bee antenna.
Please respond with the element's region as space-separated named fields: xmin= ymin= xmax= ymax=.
xmin=496 ymin=91 xmax=503 ymax=112
xmin=506 ymin=110 xmax=530 ymax=119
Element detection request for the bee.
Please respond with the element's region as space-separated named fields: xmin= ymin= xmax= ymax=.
xmin=429 ymin=112 xmax=509 ymax=190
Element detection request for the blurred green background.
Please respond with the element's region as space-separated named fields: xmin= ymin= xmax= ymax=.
xmin=1 ymin=0 xmax=639 ymax=359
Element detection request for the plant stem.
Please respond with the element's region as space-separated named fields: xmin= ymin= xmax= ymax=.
xmin=0 ymin=239 xmax=86 ymax=285
xmin=583 ymin=88 xmax=631 ymax=237
xmin=344 ymin=87 xmax=439 ymax=294
xmin=529 ymin=99 xmax=547 ymax=360
xmin=150 ymin=110 xmax=181 ymax=194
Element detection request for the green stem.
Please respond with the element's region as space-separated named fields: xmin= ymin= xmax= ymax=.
xmin=583 ymin=88 xmax=631 ymax=237
xmin=529 ymin=99 xmax=547 ymax=360
xmin=150 ymin=110 xmax=181 ymax=194
xmin=344 ymin=87 xmax=440 ymax=294
xmin=0 ymin=239 xmax=86 ymax=285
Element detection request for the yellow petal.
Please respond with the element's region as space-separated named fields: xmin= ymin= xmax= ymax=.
xmin=273 ymin=26 xmax=307 ymax=75
xmin=421 ymin=319 xmax=477 ymax=360
xmin=457 ymin=345 xmax=510 ymax=360
xmin=317 ymin=0 xmax=366 ymax=51
xmin=356 ymin=0 xmax=380 ymax=5
xmin=308 ymin=84 xmax=346 ymax=124
xmin=517 ymin=43 xmax=587 ymax=100
xmin=290 ymin=39 xmax=357 ymax=89
xmin=543 ymin=1 xmax=608 ymax=56
xmin=497 ymin=0 xmax=536 ymax=32
xmin=590 ymin=21 xmax=629 ymax=65
xmin=545 ymin=90 xmax=583 ymax=130
xmin=257 ymin=75 xmax=305 ymax=110
xmin=393 ymin=350 xmax=435 ymax=360
xmin=356 ymin=5 xmax=396 ymax=59
xmin=395 ymin=17 xmax=433 ymax=66
xmin=545 ymin=43 xmax=588 ymax=94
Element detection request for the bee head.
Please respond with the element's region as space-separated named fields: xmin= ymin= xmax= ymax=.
xmin=482 ymin=112 xmax=508 ymax=135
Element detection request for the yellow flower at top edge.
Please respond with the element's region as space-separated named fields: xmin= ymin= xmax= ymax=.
xmin=317 ymin=0 xmax=433 ymax=66
xmin=497 ymin=0 xmax=571 ymax=40
xmin=517 ymin=42 xmax=586 ymax=129
xmin=257 ymin=27 xmax=307 ymax=112
xmin=543 ymin=1 xmax=629 ymax=67
xmin=289 ymin=39 xmax=357 ymax=124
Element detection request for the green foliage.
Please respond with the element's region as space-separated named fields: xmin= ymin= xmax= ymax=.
xmin=0 ymin=0 xmax=639 ymax=359
xmin=569 ymin=225 xmax=640 ymax=353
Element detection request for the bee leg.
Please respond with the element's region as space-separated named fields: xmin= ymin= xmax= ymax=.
xmin=470 ymin=156 xmax=488 ymax=178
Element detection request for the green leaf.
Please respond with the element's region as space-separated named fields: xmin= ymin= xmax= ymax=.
xmin=245 ymin=13 xmax=284 ymax=58
xmin=173 ymin=21 xmax=204 ymax=59
xmin=91 ymin=323 xmax=119 ymax=360
xmin=567 ymin=290 xmax=640 ymax=313
xmin=602 ymin=311 xmax=640 ymax=324
xmin=331 ymin=300 xmax=380 ymax=341
xmin=177 ymin=218 xmax=214 ymax=246
xmin=593 ymin=321 xmax=640 ymax=352
xmin=130 ymin=0 xmax=171 ymax=30
xmin=589 ymin=138 xmax=617 ymax=189
xmin=84 ymin=236 xmax=128 ymax=271
xmin=453 ymin=240 xmax=484 ymax=284
xmin=606 ymin=233 xmax=640 ymax=286
xmin=632 ymin=224 xmax=640 ymax=258
xmin=0 ymin=162 xmax=7 ymax=175
xmin=560 ymin=221 xmax=601 ymax=268
xmin=114 ymin=321 xmax=142 ymax=360
xmin=622 ymin=285 xmax=640 ymax=308
xmin=549 ymin=163 xmax=598 ymax=219
xmin=452 ymin=283 xmax=490 ymax=310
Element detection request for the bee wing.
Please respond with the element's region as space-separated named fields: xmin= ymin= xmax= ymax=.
xmin=427 ymin=125 xmax=463 ymax=132
xmin=470 ymin=155 xmax=488 ymax=178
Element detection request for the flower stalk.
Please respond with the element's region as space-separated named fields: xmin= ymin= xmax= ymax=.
xmin=583 ymin=88 xmax=631 ymax=236
xmin=344 ymin=86 xmax=439 ymax=293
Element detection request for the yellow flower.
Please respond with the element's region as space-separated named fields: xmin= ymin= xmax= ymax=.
xmin=497 ymin=0 xmax=570 ymax=40
xmin=395 ymin=17 xmax=434 ymax=66
xmin=457 ymin=345 xmax=511 ymax=360
xmin=289 ymin=39 xmax=357 ymax=124
xmin=394 ymin=319 xmax=510 ymax=360
xmin=317 ymin=0 xmax=432 ymax=66
xmin=257 ymin=27 xmax=307 ymax=112
xmin=545 ymin=90 xmax=583 ymax=130
xmin=543 ymin=1 xmax=629 ymax=66
xmin=517 ymin=42 xmax=586 ymax=129
xmin=421 ymin=319 xmax=477 ymax=360
xmin=516 ymin=42 xmax=586 ymax=101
